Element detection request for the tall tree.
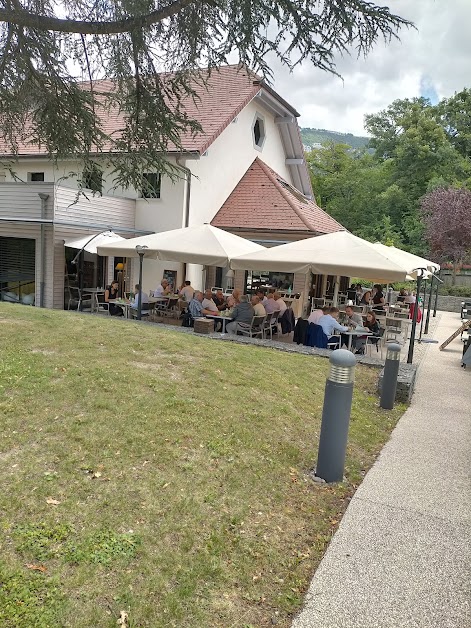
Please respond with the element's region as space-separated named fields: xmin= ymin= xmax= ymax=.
xmin=420 ymin=187 xmax=471 ymax=283
xmin=0 ymin=1 xmax=411 ymax=191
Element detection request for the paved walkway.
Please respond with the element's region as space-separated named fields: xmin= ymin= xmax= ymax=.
xmin=293 ymin=310 xmax=471 ymax=628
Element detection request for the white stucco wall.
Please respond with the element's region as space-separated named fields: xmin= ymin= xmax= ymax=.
xmin=187 ymin=98 xmax=293 ymax=227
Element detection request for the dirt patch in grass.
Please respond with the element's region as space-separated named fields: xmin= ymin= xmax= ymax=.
xmin=0 ymin=303 xmax=406 ymax=627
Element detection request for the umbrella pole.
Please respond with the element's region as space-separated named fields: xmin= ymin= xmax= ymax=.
xmin=424 ymin=275 xmax=434 ymax=335
xmin=433 ymin=271 xmax=440 ymax=317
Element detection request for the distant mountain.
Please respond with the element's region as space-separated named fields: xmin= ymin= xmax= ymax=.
xmin=300 ymin=128 xmax=370 ymax=151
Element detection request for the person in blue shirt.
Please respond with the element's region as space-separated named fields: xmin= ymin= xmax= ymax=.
xmin=317 ymin=307 xmax=349 ymax=347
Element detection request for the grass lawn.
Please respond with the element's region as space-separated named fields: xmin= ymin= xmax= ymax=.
xmin=0 ymin=304 xmax=405 ymax=627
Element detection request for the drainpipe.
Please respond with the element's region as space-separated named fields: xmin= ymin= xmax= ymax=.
xmin=176 ymin=156 xmax=192 ymax=280
xmin=38 ymin=193 xmax=49 ymax=308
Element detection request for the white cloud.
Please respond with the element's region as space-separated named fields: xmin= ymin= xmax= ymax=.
xmin=270 ymin=0 xmax=471 ymax=135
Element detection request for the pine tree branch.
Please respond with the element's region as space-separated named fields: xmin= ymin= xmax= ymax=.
xmin=0 ymin=0 xmax=197 ymax=35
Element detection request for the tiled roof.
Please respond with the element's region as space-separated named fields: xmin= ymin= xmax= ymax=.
xmin=211 ymin=158 xmax=344 ymax=234
xmin=0 ymin=65 xmax=298 ymax=157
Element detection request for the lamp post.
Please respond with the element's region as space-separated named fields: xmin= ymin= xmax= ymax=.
xmin=135 ymin=245 xmax=148 ymax=321
xmin=407 ymin=268 xmax=425 ymax=364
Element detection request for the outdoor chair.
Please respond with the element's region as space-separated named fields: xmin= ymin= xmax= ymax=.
xmin=67 ymin=286 xmax=92 ymax=311
xmin=94 ymin=292 xmax=110 ymax=315
xmin=365 ymin=328 xmax=385 ymax=357
xmin=236 ymin=315 xmax=266 ymax=339
xmin=262 ymin=310 xmax=280 ymax=340
xmin=385 ymin=317 xmax=403 ymax=343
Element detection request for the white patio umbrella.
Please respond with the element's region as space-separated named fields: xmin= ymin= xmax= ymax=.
xmin=371 ymin=242 xmax=440 ymax=275
xmin=64 ymin=230 xmax=125 ymax=255
xmin=230 ymin=231 xmax=408 ymax=282
xmin=96 ymin=224 xmax=265 ymax=265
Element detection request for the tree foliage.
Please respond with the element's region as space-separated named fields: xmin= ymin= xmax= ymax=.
xmin=308 ymin=92 xmax=471 ymax=257
xmin=0 ymin=0 xmax=411 ymax=191
xmin=420 ymin=187 xmax=471 ymax=281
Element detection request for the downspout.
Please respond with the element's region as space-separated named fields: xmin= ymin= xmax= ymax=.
xmin=38 ymin=193 xmax=49 ymax=308
xmin=176 ymin=156 xmax=192 ymax=279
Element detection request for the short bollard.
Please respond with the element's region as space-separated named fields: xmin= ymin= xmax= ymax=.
xmin=316 ymin=349 xmax=356 ymax=483
xmin=380 ymin=343 xmax=401 ymax=409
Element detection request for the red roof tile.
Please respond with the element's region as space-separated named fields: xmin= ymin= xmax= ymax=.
xmin=211 ymin=158 xmax=344 ymax=235
xmin=0 ymin=65 xmax=298 ymax=157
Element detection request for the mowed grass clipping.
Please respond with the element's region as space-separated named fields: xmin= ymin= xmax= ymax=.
xmin=0 ymin=304 xmax=405 ymax=627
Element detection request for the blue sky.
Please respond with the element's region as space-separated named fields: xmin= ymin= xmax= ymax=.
xmin=270 ymin=0 xmax=471 ymax=135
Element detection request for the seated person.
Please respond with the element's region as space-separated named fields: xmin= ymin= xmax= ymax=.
xmin=226 ymin=295 xmax=255 ymax=334
xmin=104 ymin=280 xmax=124 ymax=316
xmin=355 ymin=311 xmax=381 ymax=355
xmin=213 ymin=289 xmax=226 ymax=310
xmin=178 ymin=280 xmax=194 ymax=302
xmin=202 ymin=289 xmax=219 ymax=313
xmin=355 ymin=284 xmax=364 ymax=304
xmin=404 ymin=291 xmax=416 ymax=304
xmin=308 ymin=305 xmax=329 ymax=325
xmin=264 ymin=292 xmax=281 ymax=315
xmin=188 ymin=291 xmax=217 ymax=319
xmin=360 ymin=290 xmax=372 ymax=306
xmin=273 ymin=292 xmax=287 ymax=315
xmin=397 ymin=288 xmax=408 ymax=303
xmin=232 ymin=288 xmax=241 ymax=303
xmin=130 ymin=284 xmax=150 ymax=314
xmin=256 ymin=289 xmax=268 ymax=304
xmin=317 ymin=307 xmax=349 ymax=348
xmin=371 ymin=283 xmax=386 ymax=312
xmin=341 ymin=305 xmax=364 ymax=350
xmin=154 ymin=279 xmax=172 ymax=297
xmin=251 ymin=295 xmax=266 ymax=317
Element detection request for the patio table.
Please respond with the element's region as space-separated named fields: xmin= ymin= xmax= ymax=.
xmin=108 ymin=299 xmax=133 ymax=318
xmin=205 ymin=313 xmax=234 ymax=334
xmin=343 ymin=328 xmax=372 ymax=351
xmin=81 ymin=288 xmax=105 ymax=313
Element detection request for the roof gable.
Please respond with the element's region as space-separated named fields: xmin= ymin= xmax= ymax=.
xmin=211 ymin=158 xmax=344 ymax=234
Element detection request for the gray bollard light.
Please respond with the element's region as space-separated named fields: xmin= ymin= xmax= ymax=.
xmin=380 ymin=343 xmax=401 ymax=410
xmin=316 ymin=349 xmax=356 ymax=483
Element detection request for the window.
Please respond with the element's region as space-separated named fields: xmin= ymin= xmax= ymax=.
xmin=141 ymin=173 xmax=161 ymax=199
xmin=252 ymin=115 xmax=266 ymax=149
xmin=82 ymin=163 xmax=103 ymax=194
xmin=28 ymin=172 xmax=45 ymax=182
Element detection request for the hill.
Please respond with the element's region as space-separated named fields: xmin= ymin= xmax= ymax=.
xmin=300 ymin=128 xmax=370 ymax=150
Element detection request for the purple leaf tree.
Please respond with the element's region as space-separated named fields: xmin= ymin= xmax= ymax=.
xmin=420 ymin=187 xmax=471 ymax=284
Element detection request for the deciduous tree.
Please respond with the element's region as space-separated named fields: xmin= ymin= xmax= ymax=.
xmin=420 ymin=187 xmax=471 ymax=283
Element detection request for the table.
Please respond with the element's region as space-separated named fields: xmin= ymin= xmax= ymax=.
xmin=343 ymin=328 xmax=372 ymax=351
xmin=205 ymin=313 xmax=233 ymax=333
xmin=81 ymin=288 xmax=105 ymax=313
xmin=108 ymin=299 xmax=133 ymax=318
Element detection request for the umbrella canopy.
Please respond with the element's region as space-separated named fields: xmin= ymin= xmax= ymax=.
xmin=96 ymin=224 xmax=265 ymax=266
xmin=64 ymin=231 xmax=125 ymax=255
xmin=230 ymin=231 xmax=409 ymax=282
xmin=371 ymin=242 xmax=440 ymax=275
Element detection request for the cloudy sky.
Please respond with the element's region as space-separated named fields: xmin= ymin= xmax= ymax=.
xmin=270 ymin=0 xmax=471 ymax=136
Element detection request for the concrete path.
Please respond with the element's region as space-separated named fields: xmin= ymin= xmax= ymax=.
xmin=293 ymin=310 xmax=471 ymax=628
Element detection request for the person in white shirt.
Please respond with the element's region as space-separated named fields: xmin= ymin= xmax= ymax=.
xmin=404 ymin=291 xmax=416 ymax=304
xmin=251 ymin=295 xmax=266 ymax=317
xmin=130 ymin=284 xmax=150 ymax=314
xmin=317 ymin=307 xmax=349 ymax=348
xmin=256 ymin=289 xmax=268 ymax=304
xmin=264 ymin=292 xmax=280 ymax=315
xmin=344 ymin=305 xmax=363 ymax=327
xmin=179 ymin=280 xmax=194 ymax=302
xmin=308 ymin=305 xmax=329 ymax=324
xmin=154 ymin=279 xmax=171 ymax=297
xmin=202 ymin=289 xmax=219 ymax=313
xmin=274 ymin=292 xmax=287 ymax=314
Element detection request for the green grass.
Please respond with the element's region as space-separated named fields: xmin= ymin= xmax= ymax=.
xmin=0 ymin=303 xmax=405 ymax=627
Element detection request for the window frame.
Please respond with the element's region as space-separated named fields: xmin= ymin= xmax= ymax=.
xmin=82 ymin=163 xmax=103 ymax=195
xmin=252 ymin=113 xmax=266 ymax=151
xmin=140 ymin=172 xmax=162 ymax=199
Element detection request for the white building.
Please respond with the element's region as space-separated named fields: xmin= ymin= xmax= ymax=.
xmin=0 ymin=65 xmax=344 ymax=308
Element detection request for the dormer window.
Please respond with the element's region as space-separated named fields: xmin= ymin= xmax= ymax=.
xmin=253 ymin=114 xmax=266 ymax=150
